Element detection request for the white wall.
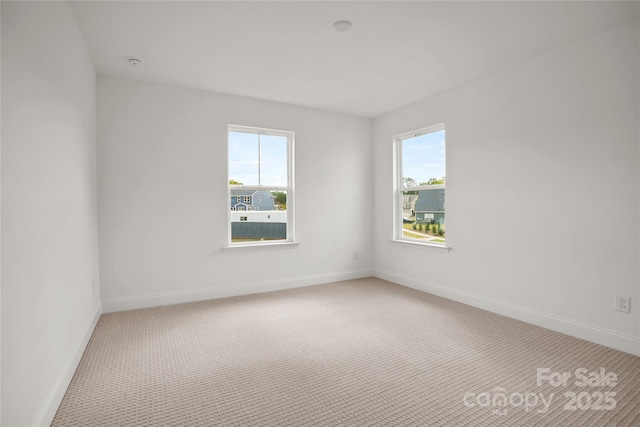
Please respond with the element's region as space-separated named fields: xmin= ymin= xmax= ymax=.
xmin=1 ymin=2 xmax=101 ymax=426
xmin=373 ymin=18 xmax=640 ymax=355
xmin=1 ymin=3 xmax=3 ymax=423
xmin=97 ymin=76 xmax=372 ymax=311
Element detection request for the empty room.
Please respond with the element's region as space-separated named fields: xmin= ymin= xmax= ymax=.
xmin=2 ymin=1 xmax=640 ymax=426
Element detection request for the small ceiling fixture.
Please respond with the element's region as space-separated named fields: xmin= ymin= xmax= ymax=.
xmin=128 ymin=57 xmax=144 ymax=68
xmin=333 ymin=20 xmax=353 ymax=32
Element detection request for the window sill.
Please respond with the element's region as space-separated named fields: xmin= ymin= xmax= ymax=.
xmin=388 ymin=239 xmax=452 ymax=253
xmin=222 ymin=241 xmax=300 ymax=253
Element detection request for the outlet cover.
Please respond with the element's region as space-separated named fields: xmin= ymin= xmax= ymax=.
xmin=615 ymin=295 xmax=630 ymax=313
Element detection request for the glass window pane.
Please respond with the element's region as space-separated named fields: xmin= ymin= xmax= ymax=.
xmin=401 ymin=129 xmax=445 ymax=187
xmin=259 ymin=134 xmax=288 ymax=187
xmin=228 ymin=131 xmax=259 ymax=185
xmin=231 ymin=190 xmax=287 ymax=243
xmin=397 ymin=126 xmax=445 ymax=246
xmin=401 ymin=188 xmax=445 ymax=244
xmin=228 ymin=126 xmax=293 ymax=246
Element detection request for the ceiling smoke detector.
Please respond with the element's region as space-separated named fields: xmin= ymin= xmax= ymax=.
xmin=128 ymin=57 xmax=144 ymax=68
xmin=333 ymin=20 xmax=353 ymax=32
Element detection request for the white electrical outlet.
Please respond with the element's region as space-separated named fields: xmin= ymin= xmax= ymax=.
xmin=614 ymin=295 xmax=630 ymax=313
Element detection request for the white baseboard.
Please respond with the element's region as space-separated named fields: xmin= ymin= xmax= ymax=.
xmin=102 ymin=269 xmax=372 ymax=313
xmin=35 ymin=303 xmax=102 ymax=427
xmin=374 ymin=268 xmax=640 ymax=356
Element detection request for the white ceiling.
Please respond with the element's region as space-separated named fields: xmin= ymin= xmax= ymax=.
xmin=70 ymin=1 xmax=638 ymax=118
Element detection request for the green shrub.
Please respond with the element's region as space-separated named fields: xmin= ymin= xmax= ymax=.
xmin=412 ymin=223 xmax=417 ymax=230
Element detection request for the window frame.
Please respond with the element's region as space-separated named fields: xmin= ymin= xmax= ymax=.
xmin=393 ymin=123 xmax=447 ymax=248
xmin=227 ymin=124 xmax=295 ymax=247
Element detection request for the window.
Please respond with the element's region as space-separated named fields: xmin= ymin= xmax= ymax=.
xmin=394 ymin=124 xmax=445 ymax=246
xmin=228 ymin=125 xmax=294 ymax=245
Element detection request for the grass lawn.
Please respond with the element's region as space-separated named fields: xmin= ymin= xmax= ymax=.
xmin=402 ymin=223 xmax=445 ymax=239
xmin=403 ymin=230 xmax=428 ymax=239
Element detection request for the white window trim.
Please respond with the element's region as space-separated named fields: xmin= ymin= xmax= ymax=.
xmin=393 ymin=123 xmax=450 ymax=250
xmin=387 ymin=239 xmax=451 ymax=253
xmin=222 ymin=241 xmax=300 ymax=253
xmin=226 ymin=124 xmax=296 ymax=248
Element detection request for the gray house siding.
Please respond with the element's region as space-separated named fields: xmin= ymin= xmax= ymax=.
xmin=230 ymin=189 xmax=276 ymax=211
xmin=231 ymin=222 xmax=286 ymax=240
xmin=414 ymin=188 xmax=445 ymax=226
xmin=416 ymin=212 xmax=445 ymax=225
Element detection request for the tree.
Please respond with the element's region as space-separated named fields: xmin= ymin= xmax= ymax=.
xmin=403 ymin=177 xmax=419 ymax=194
xmin=403 ymin=177 xmax=418 ymax=188
xmin=229 ymin=179 xmax=243 ymax=185
xmin=420 ymin=177 xmax=445 ymax=186
xmin=272 ymin=191 xmax=287 ymax=210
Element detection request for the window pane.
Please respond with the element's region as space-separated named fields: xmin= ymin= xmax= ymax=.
xmin=259 ymin=134 xmax=288 ymax=187
xmin=229 ymin=131 xmax=259 ymax=185
xmin=401 ymin=129 xmax=445 ymax=187
xmin=230 ymin=190 xmax=287 ymax=243
xmin=397 ymin=126 xmax=445 ymax=246
xmin=228 ymin=126 xmax=293 ymax=245
xmin=401 ymin=188 xmax=445 ymax=244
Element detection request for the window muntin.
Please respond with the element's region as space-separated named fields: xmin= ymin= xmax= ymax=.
xmin=228 ymin=125 xmax=294 ymax=245
xmin=395 ymin=124 xmax=446 ymax=246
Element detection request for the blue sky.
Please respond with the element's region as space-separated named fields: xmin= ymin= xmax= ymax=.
xmin=402 ymin=130 xmax=445 ymax=184
xmin=229 ymin=129 xmax=442 ymax=187
xmin=229 ymin=131 xmax=287 ymax=186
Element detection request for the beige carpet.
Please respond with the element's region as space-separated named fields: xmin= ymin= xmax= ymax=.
xmin=53 ymin=278 xmax=640 ymax=426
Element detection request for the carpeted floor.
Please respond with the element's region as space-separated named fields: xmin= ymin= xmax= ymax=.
xmin=52 ymin=278 xmax=640 ymax=426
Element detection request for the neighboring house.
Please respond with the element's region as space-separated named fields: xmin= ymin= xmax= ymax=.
xmin=230 ymin=189 xmax=276 ymax=211
xmin=414 ymin=186 xmax=445 ymax=227
xmin=402 ymin=194 xmax=418 ymax=219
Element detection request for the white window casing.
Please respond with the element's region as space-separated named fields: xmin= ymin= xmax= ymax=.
xmin=227 ymin=124 xmax=295 ymax=247
xmin=393 ymin=123 xmax=449 ymax=251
